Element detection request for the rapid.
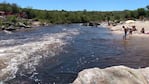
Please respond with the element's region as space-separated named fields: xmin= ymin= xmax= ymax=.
xmin=0 ymin=24 xmax=149 ymax=84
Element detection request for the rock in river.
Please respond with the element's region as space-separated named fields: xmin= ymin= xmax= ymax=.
xmin=73 ymin=66 xmax=149 ymax=84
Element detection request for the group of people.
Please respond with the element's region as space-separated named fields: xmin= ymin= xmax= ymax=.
xmin=122 ymin=25 xmax=145 ymax=40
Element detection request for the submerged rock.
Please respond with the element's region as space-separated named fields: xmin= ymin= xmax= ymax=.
xmin=73 ymin=66 xmax=149 ymax=84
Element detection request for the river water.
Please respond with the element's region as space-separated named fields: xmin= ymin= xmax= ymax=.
xmin=0 ymin=24 xmax=149 ymax=84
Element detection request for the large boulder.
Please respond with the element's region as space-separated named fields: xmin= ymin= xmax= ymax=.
xmin=73 ymin=66 xmax=149 ymax=84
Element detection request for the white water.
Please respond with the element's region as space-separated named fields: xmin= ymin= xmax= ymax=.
xmin=0 ymin=28 xmax=79 ymax=81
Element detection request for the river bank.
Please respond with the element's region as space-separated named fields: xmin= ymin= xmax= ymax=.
xmin=73 ymin=21 xmax=149 ymax=84
xmin=109 ymin=20 xmax=149 ymax=37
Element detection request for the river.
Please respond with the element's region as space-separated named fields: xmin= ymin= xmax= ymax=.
xmin=0 ymin=24 xmax=149 ymax=84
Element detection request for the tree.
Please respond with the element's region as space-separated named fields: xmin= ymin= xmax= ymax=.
xmin=0 ymin=2 xmax=11 ymax=12
xmin=23 ymin=7 xmax=36 ymax=19
xmin=137 ymin=8 xmax=146 ymax=20
xmin=146 ymin=5 xmax=149 ymax=10
xmin=146 ymin=5 xmax=149 ymax=17
xmin=11 ymin=3 xmax=20 ymax=13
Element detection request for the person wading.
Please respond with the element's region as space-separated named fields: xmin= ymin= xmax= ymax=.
xmin=122 ymin=26 xmax=128 ymax=40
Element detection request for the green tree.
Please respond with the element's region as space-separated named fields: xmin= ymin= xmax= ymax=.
xmin=146 ymin=5 xmax=149 ymax=10
xmin=11 ymin=3 xmax=20 ymax=13
xmin=146 ymin=5 xmax=149 ymax=17
xmin=23 ymin=7 xmax=36 ymax=19
xmin=137 ymin=8 xmax=146 ymax=19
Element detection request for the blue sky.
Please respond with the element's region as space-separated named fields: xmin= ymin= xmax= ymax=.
xmin=0 ymin=0 xmax=149 ymax=11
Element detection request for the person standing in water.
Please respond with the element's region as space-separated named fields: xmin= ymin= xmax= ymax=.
xmin=122 ymin=26 xmax=128 ymax=40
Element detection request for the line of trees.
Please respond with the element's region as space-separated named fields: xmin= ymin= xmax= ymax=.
xmin=0 ymin=2 xmax=149 ymax=24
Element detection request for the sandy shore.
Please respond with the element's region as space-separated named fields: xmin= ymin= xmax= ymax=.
xmin=109 ymin=21 xmax=149 ymax=38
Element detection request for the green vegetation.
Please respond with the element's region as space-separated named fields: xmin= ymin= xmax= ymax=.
xmin=0 ymin=2 xmax=149 ymax=24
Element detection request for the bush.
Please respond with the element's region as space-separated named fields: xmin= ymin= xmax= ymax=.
xmin=7 ymin=15 xmax=17 ymax=23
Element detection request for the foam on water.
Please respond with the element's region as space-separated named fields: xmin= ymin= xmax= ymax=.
xmin=0 ymin=28 xmax=79 ymax=81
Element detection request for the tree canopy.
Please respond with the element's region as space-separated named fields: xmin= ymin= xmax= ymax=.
xmin=0 ymin=2 xmax=149 ymax=24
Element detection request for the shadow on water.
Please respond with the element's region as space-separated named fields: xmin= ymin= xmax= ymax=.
xmin=5 ymin=24 xmax=149 ymax=84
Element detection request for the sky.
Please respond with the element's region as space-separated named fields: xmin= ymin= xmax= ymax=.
xmin=0 ymin=0 xmax=149 ymax=11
